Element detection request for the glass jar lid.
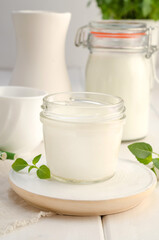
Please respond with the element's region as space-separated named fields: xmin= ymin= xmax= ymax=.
xmin=75 ymin=20 xmax=158 ymax=57
xmin=41 ymin=92 xmax=125 ymax=123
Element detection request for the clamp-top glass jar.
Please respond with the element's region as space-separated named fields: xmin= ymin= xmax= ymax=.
xmin=75 ymin=21 xmax=158 ymax=141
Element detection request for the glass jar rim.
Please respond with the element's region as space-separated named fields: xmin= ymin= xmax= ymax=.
xmin=89 ymin=21 xmax=147 ymax=32
xmin=89 ymin=21 xmax=147 ymax=40
xmin=41 ymin=92 xmax=125 ymax=123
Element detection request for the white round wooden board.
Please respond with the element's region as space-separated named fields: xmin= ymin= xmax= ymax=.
xmin=9 ymin=159 xmax=157 ymax=216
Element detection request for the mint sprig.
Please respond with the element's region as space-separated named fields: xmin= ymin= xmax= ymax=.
xmin=12 ymin=154 xmax=51 ymax=179
xmin=128 ymin=142 xmax=159 ymax=176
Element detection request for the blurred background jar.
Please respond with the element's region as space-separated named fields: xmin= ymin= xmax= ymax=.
xmin=75 ymin=21 xmax=159 ymax=141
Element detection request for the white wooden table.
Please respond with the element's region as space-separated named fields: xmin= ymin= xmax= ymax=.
xmin=1 ymin=69 xmax=159 ymax=240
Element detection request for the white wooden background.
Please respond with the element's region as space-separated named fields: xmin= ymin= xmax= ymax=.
xmin=0 ymin=69 xmax=159 ymax=240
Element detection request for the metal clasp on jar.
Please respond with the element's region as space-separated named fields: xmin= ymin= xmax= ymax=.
xmin=146 ymin=26 xmax=158 ymax=58
xmin=75 ymin=25 xmax=88 ymax=47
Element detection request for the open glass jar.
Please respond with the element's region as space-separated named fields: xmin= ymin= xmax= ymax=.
xmin=40 ymin=92 xmax=125 ymax=184
xmin=75 ymin=21 xmax=159 ymax=141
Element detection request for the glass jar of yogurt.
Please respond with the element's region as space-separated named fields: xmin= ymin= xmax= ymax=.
xmin=40 ymin=92 xmax=125 ymax=183
xmin=75 ymin=21 xmax=159 ymax=141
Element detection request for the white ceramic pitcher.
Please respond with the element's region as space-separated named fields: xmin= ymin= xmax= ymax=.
xmin=10 ymin=11 xmax=71 ymax=93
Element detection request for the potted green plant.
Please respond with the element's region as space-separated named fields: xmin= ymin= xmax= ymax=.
xmin=88 ymin=0 xmax=159 ymax=20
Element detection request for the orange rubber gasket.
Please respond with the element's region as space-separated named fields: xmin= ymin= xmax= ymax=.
xmin=91 ymin=31 xmax=146 ymax=38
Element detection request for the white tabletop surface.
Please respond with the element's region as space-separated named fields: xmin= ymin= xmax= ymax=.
xmin=1 ymin=69 xmax=159 ymax=240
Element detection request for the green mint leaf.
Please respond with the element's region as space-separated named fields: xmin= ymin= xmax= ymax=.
xmin=136 ymin=155 xmax=152 ymax=165
xmin=32 ymin=154 xmax=42 ymax=165
xmin=151 ymin=166 xmax=157 ymax=176
xmin=128 ymin=142 xmax=152 ymax=159
xmin=37 ymin=165 xmax=51 ymax=179
xmin=28 ymin=165 xmax=37 ymax=173
xmin=152 ymin=158 xmax=159 ymax=170
xmin=12 ymin=158 xmax=28 ymax=172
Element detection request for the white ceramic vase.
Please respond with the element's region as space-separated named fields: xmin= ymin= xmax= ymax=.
xmin=10 ymin=11 xmax=71 ymax=93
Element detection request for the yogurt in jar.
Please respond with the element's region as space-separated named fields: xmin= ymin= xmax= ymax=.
xmin=40 ymin=92 xmax=125 ymax=183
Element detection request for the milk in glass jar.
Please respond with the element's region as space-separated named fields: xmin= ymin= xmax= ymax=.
xmin=75 ymin=21 xmax=158 ymax=141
